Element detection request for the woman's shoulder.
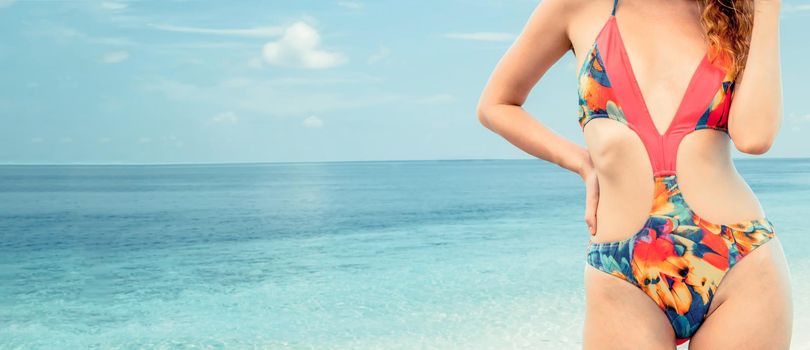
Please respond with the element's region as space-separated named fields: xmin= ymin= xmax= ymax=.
xmin=530 ymin=0 xmax=614 ymax=35
xmin=533 ymin=0 xmax=609 ymax=15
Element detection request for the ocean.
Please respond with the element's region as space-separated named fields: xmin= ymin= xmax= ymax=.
xmin=1 ymin=159 xmax=808 ymax=349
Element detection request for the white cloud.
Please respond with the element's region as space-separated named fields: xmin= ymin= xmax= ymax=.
xmin=368 ymin=46 xmax=390 ymax=64
xmin=150 ymin=23 xmax=283 ymax=37
xmin=303 ymin=115 xmax=324 ymax=128
xmin=100 ymin=50 xmax=129 ymax=64
xmin=0 ymin=0 xmax=15 ymax=8
xmin=60 ymin=137 xmax=73 ymax=143
xmin=98 ymin=137 xmax=112 ymax=144
xmin=138 ymin=136 xmax=152 ymax=144
xmin=211 ymin=111 xmax=239 ymax=124
xmin=444 ymin=32 xmax=514 ymax=42
xmin=262 ymin=21 xmax=347 ymax=69
xmin=337 ymin=1 xmax=363 ymax=10
xmin=101 ymin=1 xmax=128 ymax=11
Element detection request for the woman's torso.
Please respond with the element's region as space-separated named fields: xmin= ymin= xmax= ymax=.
xmin=569 ymin=0 xmax=766 ymax=243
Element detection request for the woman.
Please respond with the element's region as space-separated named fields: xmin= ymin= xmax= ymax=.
xmin=476 ymin=0 xmax=791 ymax=348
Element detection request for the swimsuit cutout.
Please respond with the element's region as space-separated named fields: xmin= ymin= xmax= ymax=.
xmin=578 ymin=0 xmax=777 ymax=345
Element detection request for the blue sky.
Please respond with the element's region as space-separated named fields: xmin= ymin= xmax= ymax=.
xmin=1 ymin=0 xmax=808 ymax=164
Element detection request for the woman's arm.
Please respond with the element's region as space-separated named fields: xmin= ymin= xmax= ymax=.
xmin=477 ymin=0 xmax=600 ymax=236
xmin=476 ymin=0 xmax=591 ymax=178
xmin=727 ymin=0 xmax=782 ymax=155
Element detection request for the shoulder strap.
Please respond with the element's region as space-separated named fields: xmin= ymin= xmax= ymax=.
xmin=611 ymin=0 xmax=618 ymax=16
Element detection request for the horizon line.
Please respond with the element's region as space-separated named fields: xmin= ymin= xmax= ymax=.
xmin=0 ymin=156 xmax=808 ymax=166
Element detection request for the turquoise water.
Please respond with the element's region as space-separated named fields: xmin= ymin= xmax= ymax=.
xmin=1 ymin=159 xmax=808 ymax=349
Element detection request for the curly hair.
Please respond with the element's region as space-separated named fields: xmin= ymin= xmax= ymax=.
xmin=698 ymin=0 xmax=754 ymax=81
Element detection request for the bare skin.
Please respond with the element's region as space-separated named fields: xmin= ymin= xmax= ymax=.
xmin=476 ymin=0 xmax=791 ymax=349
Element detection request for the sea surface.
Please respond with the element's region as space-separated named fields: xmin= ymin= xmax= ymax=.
xmin=1 ymin=159 xmax=808 ymax=349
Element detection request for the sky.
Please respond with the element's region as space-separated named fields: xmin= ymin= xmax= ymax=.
xmin=0 ymin=0 xmax=809 ymax=164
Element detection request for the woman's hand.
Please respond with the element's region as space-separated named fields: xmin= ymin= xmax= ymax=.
xmin=577 ymin=156 xmax=599 ymax=237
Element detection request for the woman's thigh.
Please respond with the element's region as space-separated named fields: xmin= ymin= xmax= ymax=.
xmin=687 ymin=237 xmax=793 ymax=350
xmin=583 ymin=264 xmax=676 ymax=350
